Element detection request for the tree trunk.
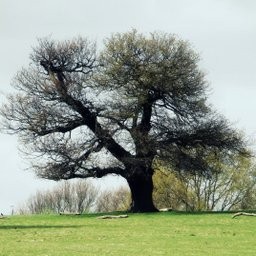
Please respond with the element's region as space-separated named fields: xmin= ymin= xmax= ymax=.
xmin=126 ymin=167 xmax=158 ymax=213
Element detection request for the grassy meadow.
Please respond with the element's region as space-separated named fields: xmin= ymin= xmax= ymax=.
xmin=0 ymin=212 xmax=256 ymax=256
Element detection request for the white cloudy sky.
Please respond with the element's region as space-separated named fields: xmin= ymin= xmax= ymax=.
xmin=0 ymin=0 xmax=256 ymax=214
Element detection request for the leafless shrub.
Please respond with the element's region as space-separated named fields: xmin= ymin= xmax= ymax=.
xmin=96 ymin=186 xmax=131 ymax=213
xmin=18 ymin=180 xmax=98 ymax=214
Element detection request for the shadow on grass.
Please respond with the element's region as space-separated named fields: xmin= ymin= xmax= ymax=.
xmin=0 ymin=225 xmax=83 ymax=230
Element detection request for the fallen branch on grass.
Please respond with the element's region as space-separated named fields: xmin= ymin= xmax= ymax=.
xmin=232 ymin=212 xmax=256 ymax=218
xmin=97 ymin=214 xmax=128 ymax=219
xmin=159 ymin=208 xmax=172 ymax=212
xmin=59 ymin=212 xmax=81 ymax=216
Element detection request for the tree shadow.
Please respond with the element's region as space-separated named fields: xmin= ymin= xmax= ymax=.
xmin=0 ymin=225 xmax=83 ymax=230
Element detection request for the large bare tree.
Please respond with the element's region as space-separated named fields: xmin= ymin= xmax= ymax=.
xmin=1 ymin=30 xmax=246 ymax=212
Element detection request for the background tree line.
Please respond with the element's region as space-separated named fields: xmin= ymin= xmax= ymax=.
xmin=153 ymin=152 xmax=256 ymax=211
xmin=18 ymin=180 xmax=130 ymax=214
xmin=18 ymin=152 xmax=256 ymax=214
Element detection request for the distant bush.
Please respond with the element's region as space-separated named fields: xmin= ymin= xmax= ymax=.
xmin=153 ymin=154 xmax=256 ymax=211
xmin=96 ymin=186 xmax=131 ymax=212
xmin=18 ymin=180 xmax=131 ymax=214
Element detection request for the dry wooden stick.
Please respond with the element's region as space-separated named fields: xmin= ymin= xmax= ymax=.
xmin=97 ymin=214 xmax=128 ymax=219
xmin=232 ymin=212 xmax=256 ymax=218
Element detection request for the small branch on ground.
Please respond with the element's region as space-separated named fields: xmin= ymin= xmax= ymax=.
xmin=232 ymin=212 xmax=256 ymax=218
xmin=159 ymin=208 xmax=172 ymax=212
xmin=59 ymin=212 xmax=81 ymax=216
xmin=97 ymin=214 xmax=128 ymax=219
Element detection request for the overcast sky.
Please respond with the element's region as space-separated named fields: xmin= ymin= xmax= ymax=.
xmin=1 ymin=0 xmax=256 ymax=214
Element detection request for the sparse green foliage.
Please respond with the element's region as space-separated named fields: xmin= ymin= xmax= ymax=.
xmin=153 ymin=153 xmax=256 ymax=211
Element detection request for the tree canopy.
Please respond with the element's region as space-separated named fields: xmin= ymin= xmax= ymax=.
xmin=0 ymin=30 xmax=247 ymax=212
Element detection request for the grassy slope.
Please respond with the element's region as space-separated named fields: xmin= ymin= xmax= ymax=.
xmin=0 ymin=212 xmax=256 ymax=256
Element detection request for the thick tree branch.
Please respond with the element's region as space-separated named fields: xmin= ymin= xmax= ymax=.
xmin=138 ymin=101 xmax=153 ymax=134
xmin=35 ymin=118 xmax=85 ymax=136
xmin=157 ymin=118 xmax=246 ymax=153
xmin=44 ymin=63 xmax=133 ymax=164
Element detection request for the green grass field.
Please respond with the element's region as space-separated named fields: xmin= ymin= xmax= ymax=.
xmin=0 ymin=212 xmax=256 ymax=256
